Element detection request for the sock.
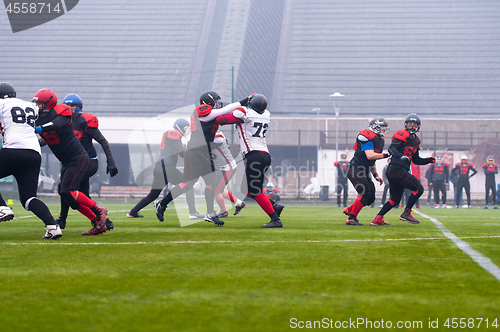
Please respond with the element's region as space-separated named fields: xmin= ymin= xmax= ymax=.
xmin=254 ymin=193 xmax=275 ymax=215
xmin=215 ymin=194 xmax=226 ymax=212
xmin=27 ymin=198 xmax=56 ymax=225
xmin=78 ymin=204 xmax=97 ymax=221
xmin=70 ymin=190 xmax=96 ymax=208
xmin=59 ymin=195 xmax=70 ymax=220
xmin=224 ymin=191 xmax=239 ymax=205
xmin=204 ymin=187 xmax=215 ymax=214
xmin=350 ymin=197 xmax=365 ymax=216
xmin=406 ymin=194 xmax=419 ymax=212
xmin=185 ymin=188 xmax=197 ymax=214
xmin=378 ymin=200 xmax=395 ymax=216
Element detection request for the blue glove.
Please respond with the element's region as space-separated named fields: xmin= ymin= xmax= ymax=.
xmin=34 ymin=126 xmax=42 ymax=134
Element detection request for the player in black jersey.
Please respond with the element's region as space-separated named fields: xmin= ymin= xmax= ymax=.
xmin=33 ymin=89 xmax=108 ymax=235
xmin=52 ymin=94 xmax=118 ymax=231
xmin=428 ymin=155 xmax=449 ymax=208
xmin=127 ymin=118 xmax=200 ymax=219
xmin=154 ymin=91 xmax=250 ymax=226
xmin=483 ymin=155 xmax=499 ymax=209
xmin=344 ymin=118 xmax=390 ymax=225
xmin=451 ymin=155 xmax=477 ymax=208
xmin=372 ymin=113 xmax=435 ymax=225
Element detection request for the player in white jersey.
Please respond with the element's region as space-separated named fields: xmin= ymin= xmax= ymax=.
xmin=216 ymin=94 xmax=284 ymax=228
xmin=212 ymin=130 xmax=246 ymax=218
xmin=0 ymin=82 xmax=61 ymax=239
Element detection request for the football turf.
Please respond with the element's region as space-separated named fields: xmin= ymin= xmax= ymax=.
xmin=1 ymin=201 xmax=499 ymax=332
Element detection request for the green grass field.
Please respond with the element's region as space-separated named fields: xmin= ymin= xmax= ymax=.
xmin=1 ymin=200 xmax=499 ymax=332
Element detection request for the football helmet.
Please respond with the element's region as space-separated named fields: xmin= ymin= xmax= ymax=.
xmin=436 ymin=155 xmax=443 ymax=163
xmin=248 ymin=94 xmax=267 ymax=114
xmin=404 ymin=113 xmax=421 ymax=134
xmin=0 ymin=82 xmax=16 ymax=99
xmin=267 ymin=182 xmax=274 ymax=188
xmin=32 ymin=89 xmax=57 ymax=113
xmin=173 ymin=118 xmax=190 ymax=136
xmin=461 ymin=155 xmax=468 ymax=162
xmin=199 ymin=90 xmax=221 ymax=109
xmin=341 ymin=153 xmax=347 ymax=160
xmin=63 ymin=93 xmax=83 ymax=115
xmin=487 ymin=155 xmax=495 ymax=164
xmin=368 ymin=117 xmax=389 ymax=136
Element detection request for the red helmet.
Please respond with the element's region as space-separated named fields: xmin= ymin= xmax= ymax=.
xmin=32 ymin=89 xmax=57 ymax=112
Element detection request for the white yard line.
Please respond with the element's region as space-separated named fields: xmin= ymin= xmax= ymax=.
xmin=2 ymin=235 xmax=500 ymax=246
xmin=413 ymin=210 xmax=500 ymax=282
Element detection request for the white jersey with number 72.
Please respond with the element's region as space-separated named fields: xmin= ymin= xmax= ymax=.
xmin=233 ymin=106 xmax=270 ymax=155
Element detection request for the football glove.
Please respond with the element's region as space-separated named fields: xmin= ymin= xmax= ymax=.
xmin=428 ymin=157 xmax=436 ymax=164
xmin=107 ymin=162 xmax=118 ymax=177
xmin=238 ymin=93 xmax=257 ymax=106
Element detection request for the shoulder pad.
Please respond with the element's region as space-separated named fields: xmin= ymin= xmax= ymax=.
xmin=334 ymin=161 xmax=339 ymax=166
xmin=444 ymin=162 xmax=449 ymax=166
xmin=483 ymin=163 xmax=487 ymax=168
xmin=81 ymin=113 xmax=98 ymax=128
xmin=392 ymin=129 xmax=409 ymax=142
xmin=196 ymin=104 xmax=213 ymax=117
xmin=455 ymin=163 xmax=460 ymax=167
xmin=53 ymin=104 xmax=72 ymax=116
xmin=359 ymin=129 xmax=376 ymax=140
xmin=496 ymin=164 xmax=499 ymax=168
xmin=469 ymin=162 xmax=474 ymax=168
xmin=166 ymin=130 xmax=181 ymax=140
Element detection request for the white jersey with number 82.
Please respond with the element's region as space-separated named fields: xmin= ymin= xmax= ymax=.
xmin=233 ymin=106 xmax=270 ymax=155
xmin=0 ymin=98 xmax=41 ymax=154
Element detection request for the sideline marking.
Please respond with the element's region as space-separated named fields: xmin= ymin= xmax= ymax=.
xmin=414 ymin=210 xmax=500 ymax=282
xmin=2 ymin=235 xmax=500 ymax=246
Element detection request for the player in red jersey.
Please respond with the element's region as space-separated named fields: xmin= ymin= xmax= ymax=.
xmin=33 ymin=89 xmax=108 ymax=235
xmin=428 ymin=155 xmax=449 ymax=208
xmin=343 ymin=118 xmax=390 ymax=225
xmin=451 ymin=155 xmax=477 ymax=208
xmin=483 ymin=155 xmax=499 ymax=209
xmin=51 ymin=94 xmax=118 ymax=231
xmin=154 ymin=91 xmax=246 ymax=226
xmin=372 ymin=113 xmax=435 ymax=225
xmin=128 ymin=118 xmax=200 ymax=220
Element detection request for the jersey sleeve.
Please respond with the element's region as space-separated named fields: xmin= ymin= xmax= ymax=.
xmin=233 ymin=107 xmax=247 ymax=120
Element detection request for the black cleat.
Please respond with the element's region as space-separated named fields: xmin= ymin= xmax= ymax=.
xmin=204 ymin=213 xmax=225 ymax=226
xmin=233 ymin=201 xmax=246 ymax=215
xmin=127 ymin=212 xmax=144 ymax=218
xmin=273 ymin=202 xmax=284 ymax=217
xmin=261 ymin=218 xmax=283 ymax=228
xmin=56 ymin=217 xmax=66 ymax=229
xmin=399 ymin=211 xmax=420 ymax=224
xmin=154 ymin=199 xmax=166 ymax=222
xmin=106 ymin=218 xmax=114 ymax=230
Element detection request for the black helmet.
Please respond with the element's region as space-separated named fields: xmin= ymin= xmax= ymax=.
xmin=173 ymin=118 xmax=190 ymax=136
xmin=248 ymin=94 xmax=267 ymax=114
xmin=369 ymin=117 xmax=389 ymax=135
xmin=199 ymin=90 xmax=221 ymax=108
xmin=404 ymin=113 xmax=421 ymax=134
xmin=0 ymin=82 xmax=16 ymax=99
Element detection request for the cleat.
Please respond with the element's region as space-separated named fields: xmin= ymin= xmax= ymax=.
xmin=55 ymin=217 xmax=66 ymax=229
xmin=273 ymin=202 xmax=284 ymax=217
xmin=494 ymin=205 xmax=499 ymax=210
xmin=105 ymin=218 xmax=114 ymax=230
xmin=379 ymin=204 xmax=384 ymax=208
xmin=434 ymin=204 xmax=440 ymax=209
xmin=127 ymin=212 xmax=144 ymax=218
xmin=154 ymin=199 xmax=166 ymax=222
xmin=399 ymin=210 xmax=420 ymax=224
xmin=370 ymin=215 xmax=390 ymax=226
xmin=42 ymin=224 xmax=62 ymax=239
xmin=468 ymin=205 xmax=472 ymax=209
xmin=204 ymin=213 xmax=225 ymax=226
xmin=82 ymin=225 xmax=107 ymax=235
xmin=455 ymin=205 xmax=459 ymax=208
xmin=216 ymin=210 xmax=229 ymax=218
xmin=91 ymin=205 xmax=108 ymax=229
xmin=346 ymin=217 xmax=363 ymax=226
xmin=189 ymin=212 xmax=205 ymax=220
xmin=233 ymin=201 xmax=246 ymax=215
xmin=261 ymin=218 xmax=283 ymax=228
xmin=484 ymin=205 xmax=489 ymax=209
xmin=0 ymin=206 xmax=14 ymax=222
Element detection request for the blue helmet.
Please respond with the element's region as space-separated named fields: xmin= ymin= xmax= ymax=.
xmin=63 ymin=93 xmax=83 ymax=115
xmin=173 ymin=118 xmax=190 ymax=136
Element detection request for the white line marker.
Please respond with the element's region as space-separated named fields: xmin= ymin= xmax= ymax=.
xmin=2 ymin=235 xmax=500 ymax=246
xmin=414 ymin=210 xmax=500 ymax=282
